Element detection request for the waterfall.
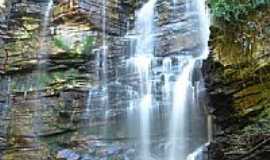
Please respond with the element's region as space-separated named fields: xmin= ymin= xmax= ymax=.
xmin=32 ymin=0 xmax=54 ymax=138
xmin=83 ymin=0 xmax=210 ymax=159
xmin=197 ymin=0 xmax=210 ymax=59
xmin=43 ymin=0 xmax=53 ymax=31
xmin=162 ymin=57 xmax=173 ymax=100
xmin=134 ymin=0 xmax=156 ymax=58
xmin=86 ymin=0 xmax=109 ymax=137
xmin=125 ymin=0 xmax=210 ymax=159
xmin=186 ymin=144 xmax=208 ymax=160
xmin=39 ymin=0 xmax=53 ymax=61
xmin=101 ymin=0 xmax=109 ymax=135
xmin=166 ymin=0 xmax=210 ymax=159
xmin=94 ymin=0 xmax=108 ymax=81
xmin=186 ymin=0 xmax=211 ymax=159
xmin=101 ymin=0 xmax=108 ymax=75
xmin=168 ymin=59 xmax=195 ymax=160
xmin=132 ymin=0 xmax=157 ymax=159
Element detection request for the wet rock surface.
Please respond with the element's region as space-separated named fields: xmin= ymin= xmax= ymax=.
xmin=203 ymin=6 xmax=270 ymax=160
xmin=0 ymin=0 xmax=133 ymax=159
xmin=0 ymin=0 xmax=209 ymax=159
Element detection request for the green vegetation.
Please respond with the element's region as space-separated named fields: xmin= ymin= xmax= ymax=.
xmin=81 ymin=36 xmax=94 ymax=55
xmin=209 ymin=0 xmax=270 ymax=22
xmin=53 ymin=36 xmax=71 ymax=51
xmin=209 ymin=0 xmax=270 ymax=65
xmin=209 ymin=0 xmax=270 ymax=136
xmin=10 ymin=69 xmax=83 ymax=92
xmin=53 ymin=35 xmax=94 ymax=58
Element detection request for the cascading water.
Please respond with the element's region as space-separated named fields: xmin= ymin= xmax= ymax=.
xmin=43 ymin=0 xmax=53 ymax=33
xmin=124 ymin=0 xmax=210 ymax=159
xmin=39 ymin=0 xmax=53 ymax=61
xmin=186 ymin=143 xmax=209 ymax=160
xmin=102 ymin=0 xmax=109 ymax=124
xmin=82 ymin=0 xmax=210 ymax=159
xmin=101 ymin=0 xmax=108 ymax=75
xmin=100 ymin=0 xmax=110 ymax=136
xmin=86 ymin=0 xmax=109 ymax=137
xmin=185 ymin=0 xmax=211 ymax=159
xmin=185 ymin=0 xmax=191 ymax=12
xmin=0 ymin=0 xmax=211 ymax=159
xmin=93 ymin=0 xmax=108 ymax=82
xmin=196 ymin=0 xmax=210 ymax=59
xmin=33 ymin=0 xmax=54 ymax=135
xmin=135 ymin=0 xmax=210 ymax=159
xmin=162 ymin=57 xmax=173 ymax=100
xmin=168 ymin=59 xmax=196 ymax=160
xmin=132 ymin=0 xmax=157 ymax=158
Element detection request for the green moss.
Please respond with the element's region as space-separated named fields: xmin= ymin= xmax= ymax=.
xmin=81 ymin=36 xmax=94 ymax=55
xmin=53 ymin=36 xmax=71 ymax=51
xmin=52 ymin=35 xmax=94 ymax=58
xmin=0 ymin=35 xmax=38 ymax=57
xmin=210 ymin=1 xmax=270 ymax=137
xmin=10 ymin=69 xmax=85 ymax=92
xmin=242 ymin=104 xmax=270 ymax=133
xmin=22 ymin=16 xmax=40 ymax=31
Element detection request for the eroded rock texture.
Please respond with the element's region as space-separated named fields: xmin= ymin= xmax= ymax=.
xmin=0 ymin=0 xmax=134 ymax=159
xmin=203 ymin=5 xmax=270 ymax=160
xmin=0 ymin=0 xmax=207 ymax=159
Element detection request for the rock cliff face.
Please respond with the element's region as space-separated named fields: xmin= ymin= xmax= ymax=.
xmin=0 ymin=0 xmax=207 ymax=159
xmin=4 ymin=0 xmax=269 ymax=159
xmin=0 ymin=0 xmax=135 ymax=159
xmin=155 ymin=1 xmax=202 ymax=57
xmin=0 ymin=0 xmax=134 ymax=75
xmin=203 ymin=5 xmax=270 ymax=160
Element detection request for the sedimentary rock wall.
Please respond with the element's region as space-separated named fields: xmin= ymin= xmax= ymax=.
xmin=155 ymin=0 xmax=202 ymax=57
xmin=0 ymin=0 xmax=134 ymax=159
xmin=203 ymin=5 xmax=270 ymax=160
xmin=0 ymin=0 xmax=209 ymax=159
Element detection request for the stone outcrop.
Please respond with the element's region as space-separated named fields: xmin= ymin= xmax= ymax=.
xmin=155 ymin=0 xmax=202 ymax=57
xmin=0 ymin=0 xmax=135 ymax=159
xmin=0 ymin=0 xmax=237 ymax=159
xmin=203 ymin=5 xmax=270 ymax=160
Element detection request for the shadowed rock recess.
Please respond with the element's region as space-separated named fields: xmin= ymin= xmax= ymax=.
xmin=0 ymin=0 xmax=269 ymax=160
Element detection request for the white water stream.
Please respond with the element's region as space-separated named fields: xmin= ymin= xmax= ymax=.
xmin=85 ymin=0 xmax=210 ymax=159
xmin=133 ymin=0 xmax=157 ymax=158
xmin=131 ymin=0 xmax=210 ymax=159
xmin=39 ymin=0 xmax=53 ymax=60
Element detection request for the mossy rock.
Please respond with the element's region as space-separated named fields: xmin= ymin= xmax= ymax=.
xmin=51 ymin=35 xmax=95 ymax=59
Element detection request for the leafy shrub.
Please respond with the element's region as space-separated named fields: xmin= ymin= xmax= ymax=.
xmin=209 ymin=0 xmax=270 ymax=22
